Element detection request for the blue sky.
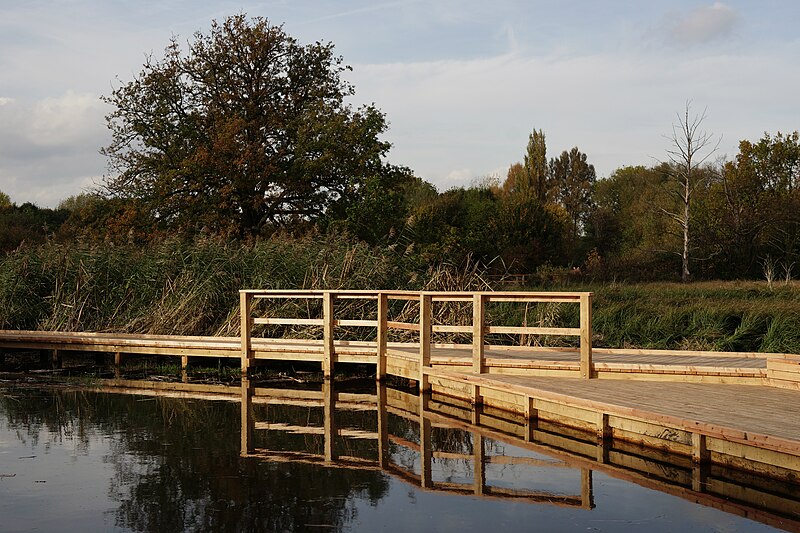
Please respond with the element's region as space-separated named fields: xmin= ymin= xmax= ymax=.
xmin=1 ymin=1 xmax=798 ymax=206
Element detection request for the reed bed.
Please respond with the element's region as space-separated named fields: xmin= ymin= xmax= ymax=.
xmin=0 ymin=235 xmax=402 ymax=336
xmin=2 ymin=240 xmax=799 ymax=353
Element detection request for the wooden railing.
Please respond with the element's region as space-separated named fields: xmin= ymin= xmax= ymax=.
xmin=239 ymin=289 xmax=593 ymax=379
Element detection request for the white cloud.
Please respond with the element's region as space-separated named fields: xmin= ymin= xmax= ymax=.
xmin=29 ymin=92 xmax=107 ymax=148
xmin=352 ymin=41 xmax=800 ymax=189
xmin=0 ymin=92 xmax=108 ymax=206
xmin=0 ymin=97 xmax=13 ymax=106
xmin=442 ymin=168 xmax=474 ymax=188
xmin=667 ymin=2 xmax=739 ymax=45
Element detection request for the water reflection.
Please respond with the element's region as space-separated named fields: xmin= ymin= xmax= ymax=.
xmin=242 ymin=379 xmax=594 ymax=509
xmin=242 ymin=379 xmax=800 ymax=532
xmin=0 ymin=385 xmax=388 ymax=532
xmin=1 ymin=381 xmax=798 ymax=532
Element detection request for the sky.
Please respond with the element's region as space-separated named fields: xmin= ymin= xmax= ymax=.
xmin=0 ymin=1 xmax=798 ymax=207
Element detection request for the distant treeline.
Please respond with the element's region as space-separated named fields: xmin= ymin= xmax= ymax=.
xmin=2 ymin=129 xmax=798 ymax=282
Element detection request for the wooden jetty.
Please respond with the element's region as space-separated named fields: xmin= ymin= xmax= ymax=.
xmin=2 ymin=288 xmax=800 ymax=497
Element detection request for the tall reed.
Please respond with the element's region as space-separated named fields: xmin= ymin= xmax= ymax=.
xmin=2 ymin=240 xmax=799 ymax=353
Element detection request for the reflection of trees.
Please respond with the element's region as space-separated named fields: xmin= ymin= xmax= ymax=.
xmin=1 ymin=387 xmax=389 ymax=532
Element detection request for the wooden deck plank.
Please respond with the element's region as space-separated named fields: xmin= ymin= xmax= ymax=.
xmin=387 ymin=345 xmax=768 ymax=369
xmin=0 ymin=328 xmax=785 ymax=385
xmin=464 ymin=373 xmax=800 ymax=447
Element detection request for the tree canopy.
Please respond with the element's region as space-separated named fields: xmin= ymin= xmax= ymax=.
xmin=102 ymin=14 xmax=406 ymax=238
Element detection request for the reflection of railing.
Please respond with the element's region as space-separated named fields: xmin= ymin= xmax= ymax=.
xmin=239 ymin=290 xmax=594 ymax=380
xmin=240 ymin=379 xmax=593 ymax=507
xmin=236 ymin=380 xmax=800 ymax=531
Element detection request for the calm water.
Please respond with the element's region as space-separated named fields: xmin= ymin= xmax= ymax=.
xmin=0 ymin=383 xmax=795 ymax=532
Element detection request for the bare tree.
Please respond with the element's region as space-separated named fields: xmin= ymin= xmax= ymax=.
xmin=662 ymin=102 xmax=720 ymax=282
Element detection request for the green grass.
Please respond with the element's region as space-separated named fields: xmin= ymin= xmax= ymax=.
xmin=583 ymin=281 xmax=800 ymax=352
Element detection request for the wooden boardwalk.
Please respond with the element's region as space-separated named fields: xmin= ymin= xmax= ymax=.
xmin=2 ymin=288 xmax=800 ymax=491
xmin=444 ymin=372 xmax=800 ymax=445
xmin=0 ymin=330 xmax=771 ymax=382
xmin=388 ymin=344 xmax=769 ymax=382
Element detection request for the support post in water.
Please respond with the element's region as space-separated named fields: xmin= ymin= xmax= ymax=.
xmin=323 ymin=292 xmax=335 ymax=379
xmin=376 ymin=292 xmax=388 ymax=381
xmin=596 ymin=412 xmax=610 ymax=464
xmin=51 ymin=349 xmax=61 ymax=370
xmin=419 ymin=293 xmax=432 ymax=393
xmin=692 ymin=432 xmax=710 ymax=464
xmin=581 ymin=468 xmax=595 ymax=509
xmin=240 ymin=291 xmax=253 ymax=375
xmin=240 ymin=377 xmax=254 ymax=456
xmin=377 ymin=383 xmax=389 ymax=468
xmin=472 ymin=293 xmax=486 ymax=374
xmin=323 ymin=379 xmax=336 ymax=462
xmin=473 ymin=432 xmax=485 ymax=496
xmin=419 ymin=398 xmax=432 ymax=488
xmin=525 ymin=397 xmax=539 ymax=441
xmin=580 ymin=292 xmax=593 ymax=379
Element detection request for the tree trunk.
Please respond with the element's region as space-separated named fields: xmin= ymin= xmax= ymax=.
xmin=682 ymin=193 xmax=690 ymax=283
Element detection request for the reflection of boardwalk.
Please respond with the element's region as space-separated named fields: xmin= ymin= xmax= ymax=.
xmin=242 ymin=380 xmax=592 ymax=509
xmin=230 ymin=380 xmax=800 ymax=532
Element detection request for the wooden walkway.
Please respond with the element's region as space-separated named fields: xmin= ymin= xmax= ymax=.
xmin=458 ymin=373 xmax=800 ymax=445
xmin=387 ymin=344 xmax=769 ymax=382
xmin=2 ymin=288 xmax=800 ymax=492
xmin=0 ymin=330 xmax=772 ymax=382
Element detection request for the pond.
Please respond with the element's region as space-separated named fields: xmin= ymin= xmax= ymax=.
xmin=0 ymin=381 xmax=797 ymax=532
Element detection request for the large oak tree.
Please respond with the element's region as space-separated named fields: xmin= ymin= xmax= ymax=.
xmin=102 ymin=15 xmax=401 ymax=238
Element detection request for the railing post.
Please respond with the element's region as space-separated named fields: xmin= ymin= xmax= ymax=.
xmin=240 ymin=291 xmax=253 ymax=375
xmin=377 ymin=292 xmax=388 ymax=381
xmin=419 ymin=293 xmax=432 ymax=393
xmin=323 ymin=292 xmax=335 ymax=379
xmin=472 ymin=293 xmax=485 ymax=374
xmin=580 ymin=292 xmax=593 ymax=379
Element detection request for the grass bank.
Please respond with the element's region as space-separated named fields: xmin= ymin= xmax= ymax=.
xmin=584 ymin=281 xmax=800 ymax=353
